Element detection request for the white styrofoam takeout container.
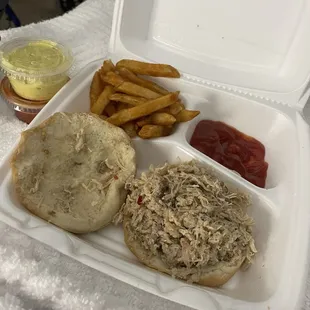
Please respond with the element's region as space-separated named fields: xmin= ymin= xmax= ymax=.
xmin=1 ymin=0 xmax=310 ymax=309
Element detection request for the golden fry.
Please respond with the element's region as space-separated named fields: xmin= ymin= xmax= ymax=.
xmin=90 ymin=71 xmax=104 ymax=107
xmin=118 ymin=67 xmax=168 ymax=95
xmin=179 ymin=103 xmax=185 ymax=110
xmin=136 ymin=112 xmax=176 ymax=127
xmin=91 ymin=85 xmax=115 ymax=115
xmin=135 ymin=117 xmax=148 ymax=127
xmin=106 ymin=92 xmax=179 ymax=126
xmin=116 ymin=59 xmax=180 ymax=78
xmin=102 ymin=71 xmax=160 ymax=99
xmin=105 ymin=102 xmax=117 ymax=117
xmin=117 ymin=82 xmax=160 ymax=99
xmin=138 ymin=125 xmax=172 ymax=139
xmin=102 ymin=59 xmax=115 ymax=72
xmin=175 ymin=110 xmax=200 ymax=122
xmin=121 ymin=122 xmax=137 ymax=138
xmin=169 ymin=101 xmax=184 ymax=115
xmin=101 ymin=71 xmax=124 ymax=87
xmin=116 ymin=102 xmax=129 ymax=112
xmin=98 ymin=59 xmax=116 ymax=81
xmin=109 ymin=93 xmax=147 ymax=106
xmin=160 ymin=101 xmax=184 ymax=115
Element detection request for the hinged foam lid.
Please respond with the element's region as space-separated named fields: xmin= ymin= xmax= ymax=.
xmin=109 ymin=0 xmax=310 ymax=108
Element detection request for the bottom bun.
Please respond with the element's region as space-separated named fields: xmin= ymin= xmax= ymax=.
xmin=123 ymin=218 xmax=244 ymax=287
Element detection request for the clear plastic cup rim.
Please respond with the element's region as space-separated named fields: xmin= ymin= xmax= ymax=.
xmin=0 ymin=37 xmax=74 ymax=80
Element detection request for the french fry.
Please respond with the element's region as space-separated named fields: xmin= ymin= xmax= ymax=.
xmin=160 ymin=101 xmax=184 ymax=115
xmin=101 ymin=71 xmax=124 ymax=87
xmin=98 ymin=59 xmax=116 ymax=81
xmin=121 ymin=122 xmax=137 ymax=138
xmin=116 ymin=102 xmax=129 ymax=112
xmin=179 ymin=103 xmax=185 ymax=110
xmin=117 ymin=82 xmax=161 ymax=99
xmin=102 ymin=71 xmax=160 ymax=99
xmin=136 ymin=112 xmax=176 ymax=127
xmin=105 ymin=102 xmax=117 ymax=117
xmin=90 ymin=71 xmax=104 ymax=107
xmin=138 ymin=125 xmax=173 ymax=139
xmin=106 ymin=92 xmax=179 ymax=126
xmin=135 ymin=117 xmax=147 ymax=127
xmin=91 ymin=85 xmax=115 ymax=115
xmin=118 ymin=67 xmax=169 ymax=95
xmin=175 ymin=110 xmax=200 ymax=122
xmin=102 ymin=59 xmax=115 ymax=72
xmin=116 ymin=59 xmax=180 ymax=78
xmin=169 ymin=101 xmax=184 ymax=115
xmin=109 ymin=93 xmax=147 ymax=106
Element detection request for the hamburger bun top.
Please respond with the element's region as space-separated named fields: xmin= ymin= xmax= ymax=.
xmin=11 ymin=112 xmax=136 ymax=233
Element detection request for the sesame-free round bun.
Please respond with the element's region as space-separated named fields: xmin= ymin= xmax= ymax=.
xmin=11 ymin=112 xmax=136 ymax=233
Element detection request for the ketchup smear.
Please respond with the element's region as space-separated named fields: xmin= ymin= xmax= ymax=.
xmin=190 ymin=120 xmax=268 ymax=188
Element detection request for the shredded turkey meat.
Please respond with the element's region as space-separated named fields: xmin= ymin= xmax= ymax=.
xmin=115 ymin=160 xmax=257 ymax=282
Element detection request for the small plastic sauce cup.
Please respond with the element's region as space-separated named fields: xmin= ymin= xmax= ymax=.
xmin=0 ymin=38 xmax=73 ymax=101
xmin=0 ymin=76 xmax=46 ymax=124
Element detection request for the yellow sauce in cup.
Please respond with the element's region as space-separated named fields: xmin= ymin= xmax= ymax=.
xmin=0 ymin=38 xmax=73 ymax=101
xmin=9 ymin=75 xmax=70 ymax=101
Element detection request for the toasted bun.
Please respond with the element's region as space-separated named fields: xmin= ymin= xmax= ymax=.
xmin=11 ymin=112 xmax=136 ymax=233
xmin=123 ymin=218 xmax=243 ymax=287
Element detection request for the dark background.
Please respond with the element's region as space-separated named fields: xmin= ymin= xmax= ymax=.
xmin=0 ymin=0 xmax=85 ymax=30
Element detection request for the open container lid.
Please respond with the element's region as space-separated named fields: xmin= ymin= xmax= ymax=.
xmin=109 ymin=0 xmax=310 ymax=108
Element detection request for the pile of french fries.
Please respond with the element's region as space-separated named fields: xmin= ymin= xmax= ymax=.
xmin=89 ymin=59 xmax=200 ymax=139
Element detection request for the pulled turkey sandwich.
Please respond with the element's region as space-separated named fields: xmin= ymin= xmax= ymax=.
xmin=11 ymin=112 xmax=136 ymax=233
xmin=115 ymin=161 xmax=256 ymax=286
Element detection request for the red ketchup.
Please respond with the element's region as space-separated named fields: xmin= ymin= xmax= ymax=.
xmin=190 ymin=120 xmax=268 ymax=188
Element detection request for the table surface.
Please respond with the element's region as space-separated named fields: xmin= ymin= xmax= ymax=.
xmin=0 ymin=1 xmax=310 ymax=309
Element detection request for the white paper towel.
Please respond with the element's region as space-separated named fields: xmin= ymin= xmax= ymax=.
xmin=0 ymin=1 xmax=309 ymax=309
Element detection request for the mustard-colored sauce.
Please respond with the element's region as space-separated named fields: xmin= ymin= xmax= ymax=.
xmin=9 ymin=75 xmax=69 ymax=101
xmin=2 ymin=40 xmax=70 ymax=101
xmin=4 ymin=40 xmax=66 ymax=72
